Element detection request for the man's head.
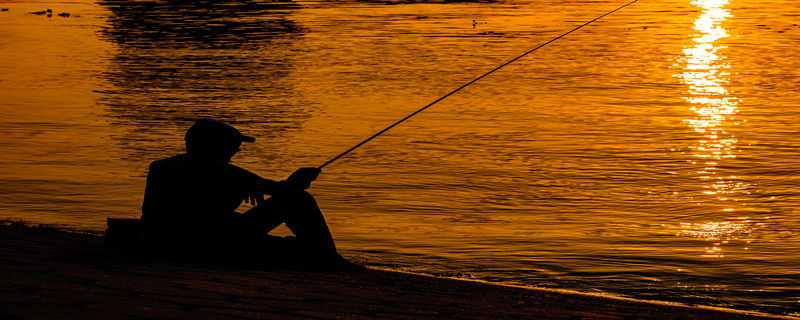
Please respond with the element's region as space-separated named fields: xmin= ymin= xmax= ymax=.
xmin=184 ymin=119 xmax=255 ymax=163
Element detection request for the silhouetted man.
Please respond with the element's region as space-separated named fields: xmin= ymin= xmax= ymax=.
xmin=141 ymin=119 xmax=352 ymax=269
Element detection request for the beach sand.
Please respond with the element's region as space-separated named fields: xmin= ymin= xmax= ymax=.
xmin=0 ymin=221 xmax=794 ymax=320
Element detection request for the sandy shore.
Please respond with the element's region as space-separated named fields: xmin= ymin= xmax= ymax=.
xmin=0 ymin=221 xmax=794 ymax=320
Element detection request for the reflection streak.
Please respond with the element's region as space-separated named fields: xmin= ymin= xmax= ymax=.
xmin=675 ymin=0 xmax=751 ymax=256
xmin=678 ymin=0 xmax=741 ymax=200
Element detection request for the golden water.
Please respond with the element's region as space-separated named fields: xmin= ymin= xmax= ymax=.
xmin=1 ymin=0 xmax=798 ymax=314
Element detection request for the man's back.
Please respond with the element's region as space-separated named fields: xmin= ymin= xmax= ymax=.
xmin=141 ymin=154 xmax=258 ymax=244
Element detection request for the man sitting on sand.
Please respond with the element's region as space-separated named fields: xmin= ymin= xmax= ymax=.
xmin=141 ymin=118 xmax=356 ymax=269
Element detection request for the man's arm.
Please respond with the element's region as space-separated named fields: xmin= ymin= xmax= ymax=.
xmin=236 ymin=166 xmax=321 ymax=196
xmin=253 ymin=174 xmax=286 ymax=195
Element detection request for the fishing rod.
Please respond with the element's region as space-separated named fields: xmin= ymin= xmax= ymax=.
xmin=318 ymin=0 xmax=640 ymax=169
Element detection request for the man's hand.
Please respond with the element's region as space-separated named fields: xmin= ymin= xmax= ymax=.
xmin=245 ymin=192 xmax=266 ymax=207
xmin=286 ymin=167 xmax=321 ymax=190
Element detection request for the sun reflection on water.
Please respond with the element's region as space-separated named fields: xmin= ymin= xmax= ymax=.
xmin=678 ymin=220 xmax=753 ymax=258
xmin=677 ymin=0 xmax=744 ymax=200
xmin=675 ymin=0 xmax=753 ymax=255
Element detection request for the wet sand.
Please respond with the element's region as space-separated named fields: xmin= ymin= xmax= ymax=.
xmin=0 ymin=221 xmax=794 ymax=320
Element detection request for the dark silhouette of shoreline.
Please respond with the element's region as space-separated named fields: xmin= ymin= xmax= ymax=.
xmin=98 ymin=0 xmax=301 ymax=50
xmin=95 ymin=0 xmax=311 ymax=162
xmin=2 ymin=221 xmax=790 ymax=320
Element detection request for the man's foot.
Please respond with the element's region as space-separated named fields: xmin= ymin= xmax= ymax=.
xmin=308 ymin=254 xmax=365 ymax=272
xmin=331 ymin=255 xmax=366 ymax=272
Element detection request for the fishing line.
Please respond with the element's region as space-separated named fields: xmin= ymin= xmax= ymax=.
xmin=318 ymin=0 xmax=640 ymax=169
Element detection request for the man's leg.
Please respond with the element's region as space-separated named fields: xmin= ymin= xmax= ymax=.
xmin=241 ymin=190 xmax=338 ymax=257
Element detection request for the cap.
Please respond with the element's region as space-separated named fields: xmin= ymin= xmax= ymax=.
xmin=185 ymin=119 xmax=256 ymax=146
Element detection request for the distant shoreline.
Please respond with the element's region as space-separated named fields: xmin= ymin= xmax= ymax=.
xmin=1 ymin=220 xmax=794 ymax=320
